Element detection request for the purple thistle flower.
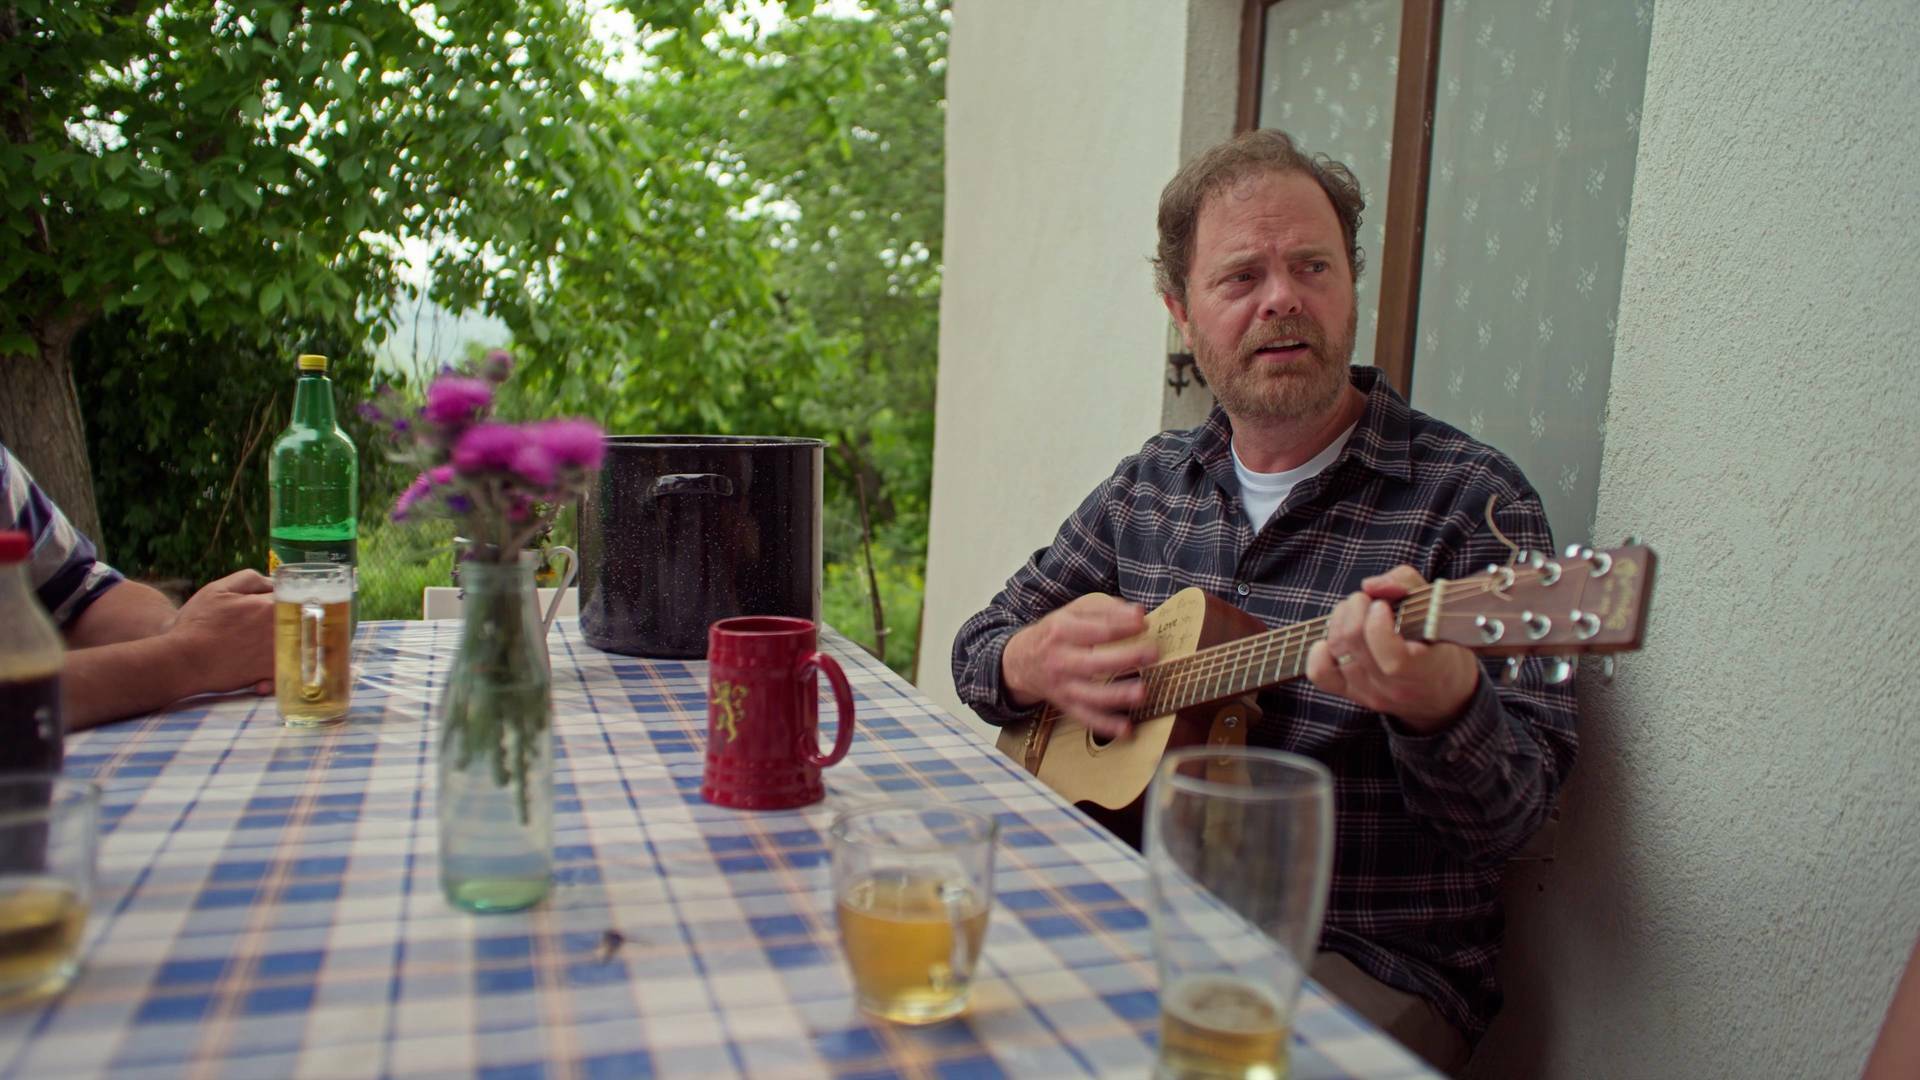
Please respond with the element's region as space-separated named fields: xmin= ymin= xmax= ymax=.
xmin=423 ymin=376 xmax=494 ymax=426
xmin=510 ymin=443 xmax=558 ymax=489
xmin=391 ymin=471 xmax=434 ymax=522
xmin=428 ymin=465 xmax=455 ymax=486
xmin=528 ymin=418 xmax=606 ymax=470
xmin=356 ymin=401 xmax=383 ymax=423
xmin=479 ymin=348 xmax=514 ymax=384
xmin=451 ymin=422 xmax=525 ymax=474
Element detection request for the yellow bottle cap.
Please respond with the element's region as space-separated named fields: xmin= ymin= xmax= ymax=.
xmin=297 ymin=354 xmax=328 ymax=372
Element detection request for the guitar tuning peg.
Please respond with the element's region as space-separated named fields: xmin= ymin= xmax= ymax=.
xmin=1564 ymin=542 xmax=1584 ymax=559
xmin=1500 ymin=656 xmax=1525 ymax=685
xmin=1599 ymin=655 xmax=1617 ymax=683
xmin=1545 ymin=656 xmax=1578 ymax=685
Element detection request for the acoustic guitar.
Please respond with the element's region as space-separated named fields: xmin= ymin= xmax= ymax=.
xmin=995 ymin=543 xmax=1655 ymax=836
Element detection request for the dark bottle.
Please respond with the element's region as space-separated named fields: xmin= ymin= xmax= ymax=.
xmin=0 ymin=530 xmax=63 ymax=772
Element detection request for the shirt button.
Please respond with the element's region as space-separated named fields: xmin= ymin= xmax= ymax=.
xmin=1236 ymin=582 xmax=1251 ymax=597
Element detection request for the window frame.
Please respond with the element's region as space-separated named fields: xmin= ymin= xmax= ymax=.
xmin=1236 ymin=0 xmax=1443 ymax=397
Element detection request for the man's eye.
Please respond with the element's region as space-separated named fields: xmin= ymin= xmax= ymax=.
xmin=1305 ymin=260 xmax=1329 ymax=274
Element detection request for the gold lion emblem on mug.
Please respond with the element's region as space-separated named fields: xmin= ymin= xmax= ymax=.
xmin=713 ymin=681 xmax=749 ymax=743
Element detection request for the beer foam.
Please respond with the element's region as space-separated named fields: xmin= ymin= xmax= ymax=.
xmin=275 ymin=579 xmax=352 ymax=604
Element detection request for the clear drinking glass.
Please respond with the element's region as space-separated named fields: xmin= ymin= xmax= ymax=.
xmin=1147 ymin=747 xmax=1334 ymax=1080
xmin=830 ymin=803 xmax=999 ymax=1024
xmin=0 ymin=775 xmax=100 ymax=1007
xmin=273 ymin=562 xmax=353 ymax=727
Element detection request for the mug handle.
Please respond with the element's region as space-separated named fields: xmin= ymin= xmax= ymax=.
xmin=799 ymin=652 xmax=856 ymax=769
xmin=541 ymin=545 xmax=578 ymax=635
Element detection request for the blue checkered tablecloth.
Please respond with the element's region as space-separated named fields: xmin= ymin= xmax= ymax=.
xmin=0 ymin=619 xmax=1436 ymax=1079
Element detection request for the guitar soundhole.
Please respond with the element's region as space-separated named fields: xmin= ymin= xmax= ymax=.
xmin=1085 ymin=729 xmax=1115 ymax=753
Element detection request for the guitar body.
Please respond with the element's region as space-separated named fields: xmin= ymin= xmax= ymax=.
xmin=994 ymin=588 xmax=1269 ymax=844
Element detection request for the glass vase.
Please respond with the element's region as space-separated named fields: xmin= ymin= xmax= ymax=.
xmin=437 ymin=554 xmax=553 ymax=912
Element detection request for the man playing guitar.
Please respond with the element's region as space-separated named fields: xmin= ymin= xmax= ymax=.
xmin=951 ymin=130 xmax=1579 ymax=1075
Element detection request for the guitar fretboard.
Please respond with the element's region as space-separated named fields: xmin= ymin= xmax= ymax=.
xmin=1122 ymin=587 xmax=1436 ymax=720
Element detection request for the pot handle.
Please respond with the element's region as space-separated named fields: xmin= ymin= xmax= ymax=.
xmin=650 ymin=473 xmax=735 ymax=499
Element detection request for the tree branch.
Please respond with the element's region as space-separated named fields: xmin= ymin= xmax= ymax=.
xmin=836 ymin=436 xmax=886 ymax=664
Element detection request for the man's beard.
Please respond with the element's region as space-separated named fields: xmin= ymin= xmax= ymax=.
xmin=1193 ymin=307 xmax=1357 ymax=424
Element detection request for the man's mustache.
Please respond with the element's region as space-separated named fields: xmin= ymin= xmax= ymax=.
xmin=1239 ymin=318 xmax=1325 ymax=357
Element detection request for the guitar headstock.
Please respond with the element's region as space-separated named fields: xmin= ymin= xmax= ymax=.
xmin=1422 ymin=542 xmax=1656 ymax=660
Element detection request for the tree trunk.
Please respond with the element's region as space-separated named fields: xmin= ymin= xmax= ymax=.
xmin=0 ymin=338 xmax=104 ymax=549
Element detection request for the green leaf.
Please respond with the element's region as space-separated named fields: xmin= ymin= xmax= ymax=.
xmin=270 ymin=8 xmax=291 ymax=44
xmin=191 ymin=202 xmax=228 ymax=232
xmin=99 ymin=187 xmax=131 ymax=211
xmin=259 ymin=280 xmax=285 ymax=315
xmin=161 ymin=251 xmax=191 ymax=281
xmin=188 ymin=281 xmax=211 ymax=305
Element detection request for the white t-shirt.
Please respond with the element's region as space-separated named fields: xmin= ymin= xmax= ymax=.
xmin=1232 ymin=422 xmax=1357 ymax=530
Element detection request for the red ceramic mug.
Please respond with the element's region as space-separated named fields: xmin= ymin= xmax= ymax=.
xmin=701 ymin=616 xmax=857 ymax=810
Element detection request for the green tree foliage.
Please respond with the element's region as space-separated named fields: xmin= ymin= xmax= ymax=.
xmin=514 ymin=0 xmax=949 ymax=675
xmin=68 ymin=314 xmax=403 ymax=581
xmin=12 ymin=0 xmax=947 ymax=676
xmin=0 ymin=0 xmax=753 ymax=538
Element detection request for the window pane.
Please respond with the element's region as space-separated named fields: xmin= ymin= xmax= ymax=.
xmin=1258 ymin=0 xmax=1403 ymax=369
xmin=1409 ymin=0 xmax=1655 ymax=541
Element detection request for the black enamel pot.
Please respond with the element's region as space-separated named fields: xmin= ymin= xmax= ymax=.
xmin=578 ymin=435 xmax=823 ymax=658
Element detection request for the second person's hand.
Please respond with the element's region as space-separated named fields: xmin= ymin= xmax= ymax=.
xmin=167 ymin=569 xmax=276 ymax=697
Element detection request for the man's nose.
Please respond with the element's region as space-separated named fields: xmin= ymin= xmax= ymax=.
xmin=1258 ymin=273 xmax=1303 ymax=320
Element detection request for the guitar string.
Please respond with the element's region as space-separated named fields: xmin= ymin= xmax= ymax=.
xmin=1129 ymin=572 xmax=1539 ymax=718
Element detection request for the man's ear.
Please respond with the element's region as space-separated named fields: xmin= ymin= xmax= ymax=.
xmin=1161 ymin=293 xmax=1191 ymax=349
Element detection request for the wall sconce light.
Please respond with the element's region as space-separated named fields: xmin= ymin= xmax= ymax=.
xmin=1166 ymin=318 xmax=1205 ymax=396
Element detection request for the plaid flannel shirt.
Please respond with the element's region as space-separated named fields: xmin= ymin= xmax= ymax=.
xmin=2 ymin=442 xmax=122 ymax=629
xmin=951 ymin=366 xmax=1578 ymax=1039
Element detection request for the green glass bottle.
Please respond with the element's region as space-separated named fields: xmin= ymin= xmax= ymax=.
xmin=268 ymin=354 xmax=358 ymax=583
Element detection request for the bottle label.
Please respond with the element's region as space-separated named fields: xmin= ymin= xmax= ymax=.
xmin=268 ymin=538 xmax=357 ymax=575
xmin=0 ymin=672 xmax=63 ymax=773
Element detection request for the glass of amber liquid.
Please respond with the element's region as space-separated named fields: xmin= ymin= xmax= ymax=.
xmin=1147 ymin=748 xmax=1334 ymax=1080
xmin=0 ymin=775 xmax=99 ymax=1008
xmin=830 ymin=803 xmax=998 ymax=1024
xmin=273 ymin=562 xmax=354 ymax=727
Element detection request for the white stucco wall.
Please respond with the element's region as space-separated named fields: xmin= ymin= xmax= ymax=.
xmin=918 ymin=0 xmax=1237 ymax=730
xmin=1473 ymin=3 xmax=1920 ymax=1077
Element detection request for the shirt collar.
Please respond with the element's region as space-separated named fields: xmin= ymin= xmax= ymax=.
xmin=1185 ymin=365 xmax=1414 ymax=485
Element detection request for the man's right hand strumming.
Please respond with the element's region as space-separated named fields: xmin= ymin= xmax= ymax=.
xmin=1000 ymin=594 xmax=1160 ymax=740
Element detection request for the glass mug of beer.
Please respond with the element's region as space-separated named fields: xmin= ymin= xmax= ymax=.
xmin=273 ymin=562 xmax=353 ymax=727
xmin=829 ymin=803 xmax=998 ymax=1025
xmin=1146 ymin=747 xmax=1333 ymax=1080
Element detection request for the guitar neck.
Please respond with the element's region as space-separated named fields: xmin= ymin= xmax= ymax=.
xmin=1126 ymin=590 xmax=1429 ymax=720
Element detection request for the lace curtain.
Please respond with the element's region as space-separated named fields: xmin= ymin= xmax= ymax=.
xmin=1408 ymin=0 xmax=1655 ymax=542
xmin=1259 ymin=0 xmax=1404 ymax=369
